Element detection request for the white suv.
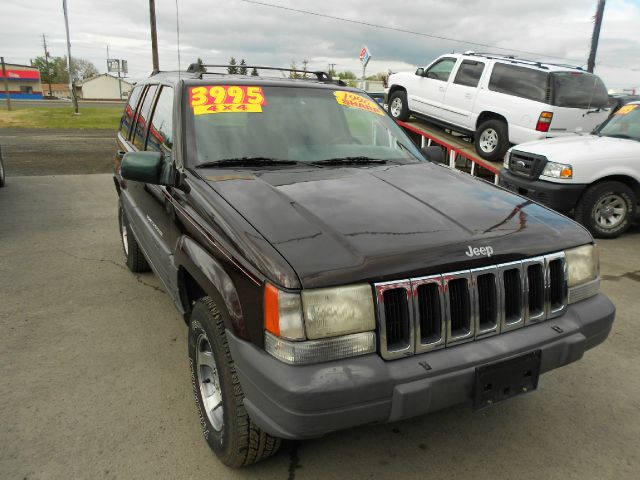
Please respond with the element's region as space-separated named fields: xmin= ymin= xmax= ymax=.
xmin=386 ymin=53 xmax=611 ymax=161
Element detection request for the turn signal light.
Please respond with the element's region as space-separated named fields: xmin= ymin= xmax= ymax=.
xmin=264 ymin=283 xmax=305 ymax=340
xmin=536 ymin=111 xmax=553 ymax=132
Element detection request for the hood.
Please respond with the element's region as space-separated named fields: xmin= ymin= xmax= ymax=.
xmin=204 ymin=163 xmax=591 ymax=288
xmin=514 ymin=135 xmax=639 ymax=162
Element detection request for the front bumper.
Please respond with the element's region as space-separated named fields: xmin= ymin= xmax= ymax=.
xmin=499 ymin=169 xmax=586 ymax=212
xmin=228 ymin=293 xmax=615 ymax=439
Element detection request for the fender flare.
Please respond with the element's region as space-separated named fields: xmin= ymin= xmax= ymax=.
xmin=175 ymin=235 xmax=247 ymax=338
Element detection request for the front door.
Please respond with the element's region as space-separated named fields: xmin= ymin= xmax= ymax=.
xmin=408 ymin=57 xmax=457 ymax=119
xmin=441 ymin=60 xmax=486 ymax=128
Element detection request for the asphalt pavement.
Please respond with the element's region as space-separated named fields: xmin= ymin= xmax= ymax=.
xmin=1 ymin=173 xmax=638 ymax=479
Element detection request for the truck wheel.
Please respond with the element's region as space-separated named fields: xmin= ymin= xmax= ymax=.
xmin=118 ymin=203 xmax=150 ymax=272
xmin=188 ymin=297 xmax=282 ymax=467
xmin=575 ymin=181 xmax=636 ymax=238
xmin=388 ymin=90 xmax=411 ymax=121
xmin=475 ymin=119 xmax=509 ymax=161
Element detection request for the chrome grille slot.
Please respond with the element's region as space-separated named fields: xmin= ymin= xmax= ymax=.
xmin=383 ymin=289 xmax=411 ymax=350
xmin=445 ymin=272 xmax=474 ymax=345
xmin=527 ymin=263 xmax=545 ymax=320
xmin=476 ymin=272 xmax=499 ymax=335
xmin=509 ymin=151 xmax=547 ymax=179
xmin=373 ymin=251 xmax=568 ymax=359
xmin=417 ymin=284 xmax=441 ymax=343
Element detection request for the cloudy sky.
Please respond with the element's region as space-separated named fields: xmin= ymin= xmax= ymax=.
xmin=1 ymin=0 xmax=639 ymax=91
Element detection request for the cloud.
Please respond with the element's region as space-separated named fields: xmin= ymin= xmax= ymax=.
xmin=0 ymin=0 xmax=638 ymax=90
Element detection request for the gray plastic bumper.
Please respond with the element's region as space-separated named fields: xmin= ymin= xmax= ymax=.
xmin=227 ymin=293 xmax=614 ymax=440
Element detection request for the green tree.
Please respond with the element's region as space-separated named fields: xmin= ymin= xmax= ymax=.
xmin=228 ymin=57 xmax=238 ymax=74
xmin=239 ymin=59 xmax=248 ymax=75
xmin=31 ymin=55 xmax=98 ymax=83
xmin=337 ymin=71 xmax=356 ymax=79
xmin=72 ymin=57 xmax=99 ymax=80
xmin=251 ymin=67 xmax=259 ymax=76
xmin=289 ymin=61 xmax=301 ymax=79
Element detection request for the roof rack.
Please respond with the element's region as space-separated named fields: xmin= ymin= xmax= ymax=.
xmin=465 ymin=52 xmax=585 ymax=72
xmin=185 ymin=63 xmax=345 ymax=85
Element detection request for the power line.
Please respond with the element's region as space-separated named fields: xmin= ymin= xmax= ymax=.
xmin=241 ymin=0 xmax=588 ymax=64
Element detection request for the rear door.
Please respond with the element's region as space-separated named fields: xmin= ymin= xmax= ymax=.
xmin=409 ymin=57 xmax=457 ymax=119
xmin=548 ymin=71 xmax=611 ymax=135
xmin=441 ymin=59 xmax=486 ymax=128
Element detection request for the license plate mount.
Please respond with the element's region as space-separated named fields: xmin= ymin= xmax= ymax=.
xmin=474 ymin=350 xmax=541 ymax=410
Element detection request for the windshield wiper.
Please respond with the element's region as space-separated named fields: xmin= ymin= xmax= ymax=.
xmin=195 ymin=157 xmax=299 ymax=168
xmin=311 ymin=157 xmax=387 ymax=166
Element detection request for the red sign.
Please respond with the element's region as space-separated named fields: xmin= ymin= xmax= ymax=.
xmin=0 ymin=69 xmax=41 ymax=80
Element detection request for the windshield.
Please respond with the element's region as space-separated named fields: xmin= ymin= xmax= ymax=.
xmin=598 ymin=104 xmax=640 ymax=141
xmin=186 ymin=85 xmax=423 ymax=166
xmin=552 ymin=72 xmax=609 ymax=109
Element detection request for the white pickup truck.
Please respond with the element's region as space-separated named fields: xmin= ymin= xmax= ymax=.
xmin=499 ymin=102 xmax=640 ymax=238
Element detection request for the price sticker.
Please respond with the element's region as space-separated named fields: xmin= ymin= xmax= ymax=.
xmin=334 ymin=91 xmax=384 ymax=116
xmin=615 ymin=104 xmax=638 ymax=115
xmin=189 ymin=86 xmax=267 ymax=115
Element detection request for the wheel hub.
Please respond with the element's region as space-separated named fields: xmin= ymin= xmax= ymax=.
xmin=390 ymin=98 xmax=402 ymax=117
xmin=196 ymin=333 xmax=224 ymax=432
xmin=594 ymin=194 xmax=627 ymax=229
xmin=478 ymin=128 xmax=498 ymax=153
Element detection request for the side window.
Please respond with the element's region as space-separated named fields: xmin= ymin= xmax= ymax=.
xmin=132 ymin=85 xmax=158 ymax=150
xmin=453 ymin=61 xmax=485 ymax=88
xmin=425 ymin=58 xmax=457 ymax=82
xmin=119 ymin=86 xmax=143 ymax=139
xmin=488 ymin=64 xmax=548 ymax=103
xmin=146 ymin=86 xmax=174 ymax=154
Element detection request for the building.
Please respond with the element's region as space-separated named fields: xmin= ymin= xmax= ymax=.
xmin=76 ymin=74 xmax=133 ymax=100
xmin=0 ymin=63 xmax=43 ymax=99
xmin=44 ymin=83 xmax=71 ymax=99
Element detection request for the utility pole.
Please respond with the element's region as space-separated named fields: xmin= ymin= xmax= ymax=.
xmin=1 ymin=57 xmax=12 ymax=111
xmin=587 ymin=0 xmax=606 ymax=73
xmin=62 ymin=0 xmax=79 ymax=114
xmin=149 ymin=0 xmax=160 ymax=73
xmin=328 ymin=63 xmax=336 ymax=76
xmin=42 ymin=34 xmax=53 ymax=96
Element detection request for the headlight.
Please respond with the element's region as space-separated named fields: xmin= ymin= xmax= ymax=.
xmin=503 ymin=150 xmax=511 ymax=169
xmin=302 ymin=284 xmax=375 ymax=339
xmin=263 ymin=283 xmax=376 ymax=364
xmin=542 ymin=161 xmax=573 ymax=179
xmin=564 ymin=244 xmax=600 ymax=303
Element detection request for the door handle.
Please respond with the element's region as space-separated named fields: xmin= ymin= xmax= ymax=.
xmin=465 ymin=93 xmax=473 ymax=99
xmin=438 ymin=86 xmax=445 ymax=92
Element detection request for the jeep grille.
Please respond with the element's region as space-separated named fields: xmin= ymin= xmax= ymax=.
xmin=374 ymin=252 xmax=567 ymax=360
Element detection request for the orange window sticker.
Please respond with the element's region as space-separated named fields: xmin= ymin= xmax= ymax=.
xmin=334 ymin=91 xmax=384 ymax=116
xmin=615 ymin=104 xmax=638 ymax=115
xmin=189 ymin=86 xmax=267 ymax=115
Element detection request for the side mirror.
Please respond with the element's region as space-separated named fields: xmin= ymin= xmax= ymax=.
xmin=415 ymin=68 xmax=425 ymax=76
xmin=421 ymin=145 xmax=445 ymax=164
xmin=121 ymin=151 xmax=174 ymax=186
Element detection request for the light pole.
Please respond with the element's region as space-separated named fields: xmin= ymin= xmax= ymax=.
xmin=62 ymin=0 xmax=79 ymax=113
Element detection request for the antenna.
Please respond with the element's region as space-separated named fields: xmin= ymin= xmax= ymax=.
xmin=175 ymin=0 xmax=181 ymax=79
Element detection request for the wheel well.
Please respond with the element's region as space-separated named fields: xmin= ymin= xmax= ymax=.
xmin=590 ymin=175 xmax=640 ymax=201
xmin=388 ymin=85 xmax=406 ymax=97
xmin=476 ymin=111 xmax=508 ymax=130
xmin=178 ymin=267 xmax=206 ymax=322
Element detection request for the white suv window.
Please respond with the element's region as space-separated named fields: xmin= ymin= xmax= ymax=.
xmin=488 ymin=63 xmax=548 ymax=103
xmin=425 ymin=58 xmax=457 ymax=82
xmin=453 ymin=60 xmax=485 ymax=88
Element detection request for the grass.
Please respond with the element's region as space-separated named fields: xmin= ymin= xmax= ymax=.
xmin=0 ymin=107 xmax=122 ymax=129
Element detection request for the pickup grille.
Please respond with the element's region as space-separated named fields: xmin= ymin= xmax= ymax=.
xmin=375 ymin=252 xmax=567 ymax=360
xmin=508 ymin=151 xmax=547 ymax=179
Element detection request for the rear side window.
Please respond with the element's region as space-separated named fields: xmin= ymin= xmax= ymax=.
xmin=146 ymin=86 xmax=174 ymax=153
xmin=132 ymin=85 xmax=158 ymax=150
xmin=488 ymin=63 xmax=548 ymax=103
xmin=425 ymin=58 xmax=457 ymax=82
xmin=454 ymin=61 xmax=485 ymax=87
xmin=552 ymin=72 xmax=609 ymax=109
xmin=119 ymin=86 xmax=143 ymax=139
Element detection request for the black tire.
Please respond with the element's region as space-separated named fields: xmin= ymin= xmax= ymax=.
xmin=118 ymin=202 xmax=150 ymax=272
xmin=188 ymin=297 xmax=281 ymax=467
xmin=475 ymin=119 xmax=509 ymax=161
xmin=387 ymin=90 xmax=411 ymax=121
xmin=574 ymin=181 xmax=636 ymax=239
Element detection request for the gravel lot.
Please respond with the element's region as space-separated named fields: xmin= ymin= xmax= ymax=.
xmin=1 ymin=164 xmax=639 ymax=477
